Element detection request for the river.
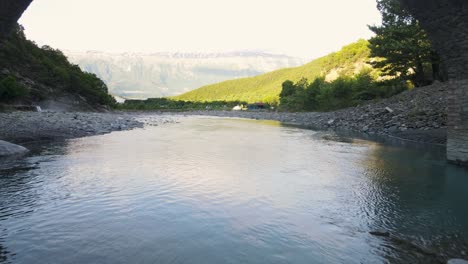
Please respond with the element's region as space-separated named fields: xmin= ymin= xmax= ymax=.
xmin=0 ymin=116 xmax=467 ymax=264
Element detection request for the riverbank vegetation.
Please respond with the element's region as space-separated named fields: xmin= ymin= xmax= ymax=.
xmin=367 ymin=0 xmax=446 ymax=86
xmin=278 ymin=71 xmax=406 ymax=112
xmin=118 ymin=98 xmax=250 ymax=111
xmin=278 ymin=0 xmax=445 ymax=112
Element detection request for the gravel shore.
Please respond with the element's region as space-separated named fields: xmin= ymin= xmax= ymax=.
xmin=172 ymin=110 xmax=446 ymax=145
xmin=170 ymin=82 xmax=448 ymax=145
xmin=0 ymin=111 xmax=172 ymax=144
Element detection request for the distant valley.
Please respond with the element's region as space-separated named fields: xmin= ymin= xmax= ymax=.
xmin=65 ymin=51 xmax=304 ymax=99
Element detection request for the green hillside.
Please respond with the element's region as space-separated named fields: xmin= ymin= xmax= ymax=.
xmin=0 ymin=25 xmax=115 ymax=108
xmin=174 ymin=39 xmax=371 ymax=104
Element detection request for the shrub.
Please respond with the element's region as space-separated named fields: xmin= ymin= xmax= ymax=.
xmin=278 ymin=70 xmax=409 ymax=112
xmin=0 ymin=76 xmax=28 ymax=101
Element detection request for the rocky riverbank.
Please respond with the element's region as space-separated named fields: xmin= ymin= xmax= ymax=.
xmin=0 ymin=111 xmax=174 ymax=144
xmin=172 ymin=82 xmax=448 ymax=145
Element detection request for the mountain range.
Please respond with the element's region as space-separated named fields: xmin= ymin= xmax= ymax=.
xmin=65 ymin=51 xmax=304 ymax=99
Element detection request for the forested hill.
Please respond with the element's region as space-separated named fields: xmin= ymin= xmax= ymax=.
xmin=0 ymin=25 xmax=115 ymax=110
xmin=174 ymin=40 xmax=371 ymax=104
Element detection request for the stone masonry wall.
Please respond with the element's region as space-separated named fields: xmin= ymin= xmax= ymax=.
xmin=400 ymin=1 xmax=468 ymax=164
xmin=0 ymin=0 xmax=32 ymax=39
xmin=447 ymin=79 xmax=468 ymax=165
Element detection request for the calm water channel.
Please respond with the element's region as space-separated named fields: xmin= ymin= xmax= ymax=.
xmin=0 ymin=117 xmax=467 ymax=264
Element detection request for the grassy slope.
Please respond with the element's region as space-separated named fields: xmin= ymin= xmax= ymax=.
xmin=174 ymin=39 xmax=371 ymax=103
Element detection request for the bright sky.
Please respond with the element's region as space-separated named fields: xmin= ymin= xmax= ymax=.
xmin=19 ymin=0 xmax=381 ymax=60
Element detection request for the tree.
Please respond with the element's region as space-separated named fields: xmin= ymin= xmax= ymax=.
xmin=368 ymin=0 xmax=445 ymax=86
xmin=279 ymin=80 xmax=295 ymax=98
xmin=279 ymin=79 xmax=308 ymax=112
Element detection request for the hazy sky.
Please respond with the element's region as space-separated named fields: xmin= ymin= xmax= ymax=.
xmin=19 ymin=0 xmax=381 ymax=60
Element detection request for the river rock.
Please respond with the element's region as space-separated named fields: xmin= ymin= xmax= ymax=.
xmin=448 ymin=259 xmax=468 ymax=264
xmin=0 ymin=140 xmax=29 ymax=156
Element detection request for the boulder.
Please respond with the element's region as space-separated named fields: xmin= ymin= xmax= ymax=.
xmin=0 ymin=140 xmax=29 ymax=156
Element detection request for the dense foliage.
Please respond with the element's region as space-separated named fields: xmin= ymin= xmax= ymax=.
xmin=278 ymin=70 xmax=406 ymax=112
xmin=0 ymin=25 xmax=115 ymax=106
xmin=368 ymin=0 xmax=446 ymax=86
xmin=174 ymin=40 xmax=372 ymax=104
xmin=119 ymin=98 xmax=249 ymax=111
xmin=0 ymin=75 xmax=28 ymax=101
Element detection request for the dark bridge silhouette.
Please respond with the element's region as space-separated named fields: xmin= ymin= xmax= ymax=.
xmin=1 ymin=0 xmax=467 ymax=165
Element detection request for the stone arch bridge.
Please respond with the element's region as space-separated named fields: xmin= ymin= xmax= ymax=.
xmin=1 ymin=0 xmax=468 ymax=165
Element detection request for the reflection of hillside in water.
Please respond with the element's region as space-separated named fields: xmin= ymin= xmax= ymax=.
xmin=359 ymin=144 xmax=468 ymax=263
xmin=0 ymin=243 xmax=9 ymax=263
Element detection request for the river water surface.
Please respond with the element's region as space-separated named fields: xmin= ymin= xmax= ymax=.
xmin=0 ymin=117 xmax=467 ymax=264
